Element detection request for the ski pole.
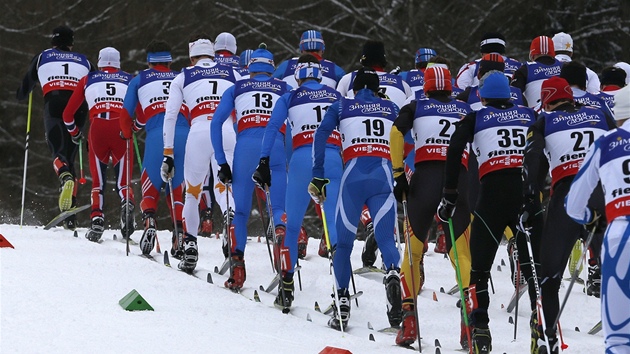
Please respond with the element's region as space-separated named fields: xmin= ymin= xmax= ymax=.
xmin=521 ymin=222 xmax=551 ymax=352
xmin=78 ymin=139 xmax=86 ymax=184
xmin=255 ymin=189 xmax=275 ymax=272
xmin=133 ymin=134 xmax=143 ymax=170
xmin=263 ymin=185 xmax=288 ymax=312
xmin=320 ymin=202 xmax=345 ymax=334
xmin=447 ymin=218 xmax=472 ymax=354
xmin=402 ymin=197 xmax=422 ymax=352
xmin=554 ymin=223 xmax=598 ymax=331
xmin=125 ymin=138 xmax=131 ymax=256
xmin=225 ymin=183 xmax=233 ymax=273
xmin=167 ymin=178 xmax=183 ymax=256
xmin=20 ymin=92 xmax=33 ymax=227
xmin=557 ymin=320 xmax=568 ymax=350
xmin=513 ymin=256 xmax=521 ymax=340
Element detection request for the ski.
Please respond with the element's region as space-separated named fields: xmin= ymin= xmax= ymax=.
xmin=506 ymin=285 xmax=527 ymax=313
xmin=435 ymin=339 xmax=442 ymax=354
xmin=163 ymin=251 xmax=171 ymax=267
xmin=113 ymin=233 xmax=138 ymax=245
xmin=447 ymin=284 xmax=459 ymax=295
xmin=316 ymin=291 xmax=364 ymax=315
xmin=44 ymin=204 xmax=90 ymax=230
xmin=378 ymin=326 xmax=400 ymax=334
xmin=588 ymin=320 xmax=602 ymax=335
xmin=353 ymin=266 xmax=385 ymax=275
xmin=563 ymin=276 xmax=585 ymax=284
xmin=140 ymin=254 xmax=156 ymax=262
xmin=214 ymin=257 xmax=230 ymax=275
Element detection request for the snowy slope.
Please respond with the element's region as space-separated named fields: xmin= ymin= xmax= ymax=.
xmin=0 ymin=224 xmax=603 ymax=354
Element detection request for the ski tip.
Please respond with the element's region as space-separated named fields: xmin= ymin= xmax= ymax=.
xmin=575 ymin=326 xmax=580 ymax=332
xmin=113 ymin=234 xmax=117 ymax=240
xmin=253 ymin=290 xmax=261 ymax=303
xmin=314 ymin=301 xmax=321 ymax=312
xmin=213 ymin=266 xmax=220 ymax=274
xmin=434 ymin=338 xmax=441 ymax=347
xmin=369 ymin=333 xmax=375 ymax=342
xmin=306 ymin=313 xmax=312 ymax=322
xmin=207 ymin=273 xmax=213 ymax=284
xmin=435 ymin=348 xmax=441 ymax=354
xmin=367 ymin=321 xmax=373 ymax=330
xmin=432 ymin=291 xmax=438 ymax=301
xmin=497 ymin=265 xmax=502 ymax=271
xmin=73 ymin=230 xmax=78 ymax=238
xmin=259 ymin=285 xmax=265 ymax=292
xmin=501 ymin=259 xmax=506 ymax=266
xmin=439 ymin=286 xmax=445 ymax=293
xmin=508 ymin=316 xmax=514 ymax=324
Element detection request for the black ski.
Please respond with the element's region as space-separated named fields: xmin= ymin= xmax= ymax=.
xmin=44 ymin=204 xmax=90 ymax=230
xmin=163 ymin=251 xmax=171 ymax=267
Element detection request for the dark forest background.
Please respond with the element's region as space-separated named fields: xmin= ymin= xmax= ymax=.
xmin=1 ymin=0 xmax=629 ymax=234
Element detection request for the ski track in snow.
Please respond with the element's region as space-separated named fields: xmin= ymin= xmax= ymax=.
xmin=0 ymin=224 xmax=604 ymax=353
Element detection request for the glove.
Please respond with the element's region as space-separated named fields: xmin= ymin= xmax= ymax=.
xmin=517 ymin=195 xmax=537 ymax=233
xmin=393 ymin=173 xmax=409 ymax=203
xmin=160 ymin=155 xmax=174 ymax=182
xmin=585 ymin=209 xmax=607 ymax=234
xmin=70 ymin=130 xmax=83 ymax=145
xmin=218 ymin=163 xmax=232 ymax=184
xmin=436 ymin=190 xmax=458 ymax=222
xmin=252 ymin=157 xmax=271 ymax=189
xmin=308 ymin=177 xmax=330 ymax=204
xmin=120 ymin=117 xmax=133 ymax=140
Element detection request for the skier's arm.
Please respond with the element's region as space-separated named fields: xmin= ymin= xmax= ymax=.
xmin=211 ymin=86 xmax=236 ymax=165
xmin=443 ymin=112 xmax=475 ymax=190
xmin=565 ymin=139 xmax=602 ymax=224
xmin=312 ymin=100 xmax=341 ymax=178
xmin=260 ymin=92 xmax=290 ymax=158
xmin=272 ymin=60 xmax=289 ymax=80
xmin=16 ymin=54 xmax=40 ymax=101
xmin=522 ymin=117 xmax=546 ymax=195
xmin=62 ymin=76 xmax=88 ymax=136
xmin=510 ymin=65 xmax=528 ymax=92
xmin=119 ymin=76 xmax=143 ymax=139
xmin=163 ymin=73 xmax=185 ymax=154
xmin=391 ymin=101 xmax=417 ymax=174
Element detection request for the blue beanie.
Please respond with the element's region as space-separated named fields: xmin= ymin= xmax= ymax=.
xmin=479 ymin=71 xmax=511 ymax=99
xmin=299 ymin=30 xmax=325 ymax=52
xmin=239 ymin=49 xmax=253 ymax=68
xmin=248 ymin=47 xmax=275 ymax=74
xmin=415 ymin=48 xmax=437 ymax=64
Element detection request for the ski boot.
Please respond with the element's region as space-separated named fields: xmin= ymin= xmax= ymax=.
xmin=328 ymin=288 xmax=351 ymax=331
xmin=361 ymin=222 xmax=378 ymax=268
xmin=587 ymin=261 xmax=601 ymax=298
xmin=178 ymin=234 xmax=198 ymax=273
xmin=297 ymin=226 xmax=308 ymax=259
xmin=199 ymin=208 xmax=213 ymax=237
xmin=273 ymin=225 xmax=287 ymax=271
xmin=472 ymin=325 xmax=492 ymax=354
xmin=530 ymin=310 xmax=543 ymax=354
xmin=225 ymin=253 xmax=246 ymax=291
xmin=139 ymin=212 xmax=157 ymax=255
xmin=120 ymin=199 xmax=136 ymax=239
xmin=537 ymin=329 xmax=559 ymax=354
xmin=434 ymin=221 xmax=447 ymax=254
xmin=274 ymin=276 xmax=295 ymax=312
xmin=384 ymin=268 xmax=402 ymax=327
xmin=58 ymin=172 xmax=75 ymax=212
xmin=395 ymin=302 xmax=417 ymax=346
xmin=318 ymin=233 xmax=329 ymax=258
xmin=458 ymin=288 xmax=473 ymax=351
xmin=170 ymin=221 xmax=184 ymax=260
xmin=86 ymin=216 xmax=105 ymax=242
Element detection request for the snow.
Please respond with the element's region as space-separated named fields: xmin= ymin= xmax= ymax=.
xmin=0 ymin=224 xmax=604 ymax=353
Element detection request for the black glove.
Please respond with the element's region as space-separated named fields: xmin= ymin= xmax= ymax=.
xmin=252 ymin=157 xmax=271 ymax=189
xmin=437 ymin=190 xmax=458 ymax=222
xmin=585 ymin=209 xmax=607 ymax=234
xmin=160 ymin=155 xmax=174 ymax=182
xmin=517 ymin=195 xmax=537 ymax=233
xmin=71 ymin=130 xmax=83 ymax=145
xmin=218 ymin=163 xmax=232 ymax=184
xmin=308 ymin=177 xmax=330 ymax=204
xmin=393 ymin=173 xmax=409 ymax=203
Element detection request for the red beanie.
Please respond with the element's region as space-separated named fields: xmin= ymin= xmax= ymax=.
xmin=423 ymin=65 xmax=452 ymax=94
xmin=540 ymin=76 xmax=573 ymax=106
xmin=530 ymin=36 xmax=555 ymax=59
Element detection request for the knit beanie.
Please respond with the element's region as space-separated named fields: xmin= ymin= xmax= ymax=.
xmin=540 ymin=76 xmax=573 ymax=106
xmin=97 ymin=47 xmax=121 ymax=68
xmin=423 ymin=66 xmax=452 ymax=94
xmin=601 ymin=67 xmax=627 ymax=88
xmin=478 ymin=53 xmax=505 ymax=78
xmin=552 ymin=32 xmax=573 ymax=53
xmin=299 ymin=30 xmax=325 ymax=52
xmin=360 ymin=40 xmax=387 ymax=67
xmin=479 ymin=71 xmax=511 ymax=99
xmin=353 ymin=67 xmax=380 ymax=92
xmin=480 ymin=32 xmax=506 ymax=54
xmin=530 ymin=36 xmax=555 ymax=59
xmin=214 ymin=32 xmax=237 ymax=54
xmin=248 ymin=45 xmax=275 ymax=74
xmin=415 ymin=48 xmax=437 ymax=64
xmin=613 ymin=85 xmax=630 ymax=121
xmin=51 ymin=25 xmax=73 ymax=47
xmin=560 ymin=61 xmax=587 ymax=89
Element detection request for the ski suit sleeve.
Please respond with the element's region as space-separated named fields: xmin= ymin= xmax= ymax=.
xmin=211 ymin=85 xmax=236 ymax=165
xmin=272 ymin=60 xmax=289 ymax=80
xmin=336 ymin=73 xmax=351 ymax=98
xmin=455 ymin=62 xmax=474 ymax=89
xmin=119 ymin=75 xmax=141 ymax=139
xmin=522 ymin=116 xmax=546 ymax=195
xmin=586 ymin=68 xmax=601 ymax=94
xmin=16 ymin=54 xmax=41 ymax=101
xmin=565 ymin=138 xmax=602 ymax=223
xmin=443 ymin=112 xmax=476 ymax=190
xmin=334 ymin=64 xmax=346 ymax=83
xmin=62 ymin=75 xmax=88 ymax=136
xmin=163 ymin=73 xmax=185 ymax=154
xmin=260 ymin=92 xmax=290 ymax=158
xmin=391 ymin=101 xmax=417 ymax=173
xmin=312 ymin=100 xmax=341 ymax=179
xmin=510 ymin=65 xmax=528 ymax=92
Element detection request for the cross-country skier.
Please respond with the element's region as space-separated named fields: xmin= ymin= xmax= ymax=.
xmin=310 ymin=67 xmax=401 ymax=330
xmin=521 ymin=76 xmax=614 ymax=353
xmin=551 ymin=32 xmax=601 ymax=93
xmin=162 ymin=36 xmax=239 ymax=272
xmin=560 ymin=61 xmax=614 ymax=118
xmin=119 ymin=40 xmax=189 ymax=256
xmin=62 ymin=47 xmax=134 ymax=242
xmin=390 ymin=65 xmax=473 ymax=349
xmin=598 ymin=66 xmax=627 ymax=108
xmin=211 ymin=45 xmax=290 ymax=291
xmin=438 ymin=71 xmax=537 ymax=353
xmin=16 ymin=25 xmax=95 ymax=229
xmin=253 ymin=53 xmax=342 ymax=309
xmin=565 ymin=84 xmax=630 ymax=354
xmin=273 ymin=30 xmax=345 ymax=89
xmin=399 ymin=47 xmax=437 ymax=94
xmin=455 ymin=32 xmax=521 ymax=89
